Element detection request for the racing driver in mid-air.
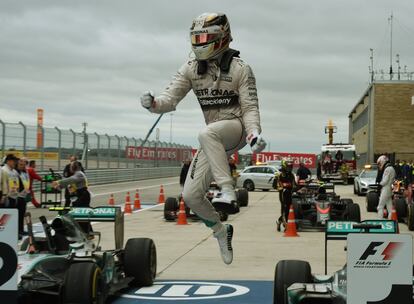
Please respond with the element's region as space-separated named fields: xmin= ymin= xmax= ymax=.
xmin=140 ymin=13 xmax=266 ymax=264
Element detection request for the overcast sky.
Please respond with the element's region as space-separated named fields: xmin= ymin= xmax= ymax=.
xmin=1 ymin=0 xmax=414 ymax=153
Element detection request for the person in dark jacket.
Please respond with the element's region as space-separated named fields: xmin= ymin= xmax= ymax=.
xmin=62 ymin=155 xmax=84 ymax=207
xmin=296 ymin=162 xmax=312 ymax=181
xmin=276 ymin=159 xmax=295 ymax=231
xmin=54 ymin=161 xmax=91 ymax=233
xmin=179 ymin=160 xmax=191 ymax=187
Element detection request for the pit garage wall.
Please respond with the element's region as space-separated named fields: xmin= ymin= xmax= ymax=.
xmin=373 ymin=83 xmax=414 ymax=162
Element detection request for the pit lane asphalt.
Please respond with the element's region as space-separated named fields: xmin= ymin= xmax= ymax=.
xmin=88 ymin=181 xmax=414 ymax=281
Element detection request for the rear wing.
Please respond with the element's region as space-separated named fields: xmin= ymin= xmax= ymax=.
xmin=324 ymin=220 xmax=397 ymax=274
xmin=326 ymin=220 xmax=397 ymax=240
xmin=49 ymin=206 xmax=124 ymax=249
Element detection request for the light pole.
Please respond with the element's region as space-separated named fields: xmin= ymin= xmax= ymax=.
xmin=169 ymin=113 xmax=173 ymax=143
xmin=155 ymin=128 xmax=160 ymax=167
xmin=81 ymin=122 xmax=88 ymax=169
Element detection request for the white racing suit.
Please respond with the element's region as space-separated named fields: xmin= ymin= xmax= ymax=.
xmin=377 ymin=164 xmax=396 ymax=219
xmin=150 ymin=53 xmax=261 ymax=230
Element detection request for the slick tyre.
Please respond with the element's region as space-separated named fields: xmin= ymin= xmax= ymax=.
xmin=164 ymin=197 xmax=178 ymax=221
xmin=124 ymin=238 xmax=157 ymax=286
xmin=236 ymin=188 xmax=249 ymax=207
xmin=395 ymin=198 xmax=407 ymax=220
xmin=274 ymin=260 xmax=312 ymax=304
xmin=347 ymin=203 xmax=361 ymax=222
xmin=366 ymin=191 xmax=379 ymax=212
xmin=63 ymin=262 xmax=104 ymax=304
xmin=408 ymin=204 xmax=414 ymax=231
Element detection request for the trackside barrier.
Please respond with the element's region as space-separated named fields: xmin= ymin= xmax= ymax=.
xmin=32 ymin=167 xmax=180 ymax=192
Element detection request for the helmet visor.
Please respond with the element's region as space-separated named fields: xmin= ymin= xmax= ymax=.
xmin=191 ymin=33 xmax=220 ymax=46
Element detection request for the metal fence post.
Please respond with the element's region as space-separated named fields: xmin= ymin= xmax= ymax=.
xmin=115 ymin=135 xmax=120 ymax=169
xmin=124 ymin=136 xmax=129 ymax=168
xmin=133 ymin=137 xmax=137 ymax=169
xmin=105 ymin=134 xmax=110 ymax=168
xmin=0 ymin=120 xmax=5 ymax=159
xmin=95 ymin=132 xmax=100 ymax=169
xmin=18 ymin=121 xmax=27 ymax=154
xmin=69 ymin=129 xmax=76 ymax=157
xmin=55 ymin=127 xmax=62 ymax=170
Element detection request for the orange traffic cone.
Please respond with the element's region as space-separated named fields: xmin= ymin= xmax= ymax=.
xmin=108 ymin=194 xmax=115 ymax=206
xmin=390 ymin=205 xmax=399 ymax=233
xmin=124 ymin=192 xmax=132 ymax=214
xmin=158 ymin=185 xmax=165 ymax=204
xmin=134 ymin=189 xmax=141 ymax=210
xmin=284 ymin=205 xmax=299 ymax=237
xmin=177 ymin=198 xmax=188 ymax=225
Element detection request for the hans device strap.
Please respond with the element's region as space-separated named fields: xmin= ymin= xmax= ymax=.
xmin=196 ymin=49 xmax=240 ymax=75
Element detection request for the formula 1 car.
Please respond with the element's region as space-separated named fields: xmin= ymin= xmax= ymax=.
xmin=273 ymin=220 xmax=399 ymax=304
xmin=163 ymin=183 xmax=248 ymax=222
xmin=18 ymin=206 xmax=157 ymax=304
xmin=393 ymin=180 xmax=414 ymax=230
xmin=291 ymin=182 xmax=360 ymax=230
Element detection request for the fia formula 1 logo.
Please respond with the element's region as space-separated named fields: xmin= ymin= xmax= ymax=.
xmin=354 ymin=242 xmax=403 ymax=269
xmin=0 ymin=214 xmax=11 ymax=231
xmin=121 ymin=281 xmax=249 ymax=301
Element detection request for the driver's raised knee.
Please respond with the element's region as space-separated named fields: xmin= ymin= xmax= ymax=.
xmin=198 ymin=127 xmax=219 ymax=144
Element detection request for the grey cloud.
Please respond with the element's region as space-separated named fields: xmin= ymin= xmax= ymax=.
xmin=1 ymin=0 xmax=413 ymax=153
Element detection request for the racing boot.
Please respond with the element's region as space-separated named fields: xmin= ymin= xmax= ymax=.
xmin=214 ymin=224 xmax=234 ymax=265
xmin=276 ymin=216 xmax=287 ymax=232
xmin=276 ymin=216 xmax=283 ymax=232
xmin=212 ymin=185 xmax=239 ymax=214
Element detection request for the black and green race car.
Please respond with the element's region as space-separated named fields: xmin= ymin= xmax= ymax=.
xmin=18 ymin=206 xmax=157 ymax=304
xmin=273 ymin=220 xmax=401 ymax=304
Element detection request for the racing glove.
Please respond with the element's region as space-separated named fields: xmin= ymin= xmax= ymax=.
xmin=246 ymin=130 xmax=266 ymax=153
xmin=140 ymin=91 xmax=155 ymax=109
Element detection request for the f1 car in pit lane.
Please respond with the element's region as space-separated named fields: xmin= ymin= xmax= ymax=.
xmin=273 ymin=220 xmax=399 ymax=304
xmin=393 ymin=180 xmax=414 ymax=230
xmin=163 ymin=182 xmax=248 ymax=222
xmin=18 ymin=206 xmax=157 ymax=304
xmin=291 ymin=182 xmax=360 ymax=230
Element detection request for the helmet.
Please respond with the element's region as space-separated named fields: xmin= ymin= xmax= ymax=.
xmin=281 ymin=159 xmax=293 ymax=172
xmin=190 ymin=13 xmax=232 ymax=60
xmin=376 ymin=155 xmax=389 ymax=167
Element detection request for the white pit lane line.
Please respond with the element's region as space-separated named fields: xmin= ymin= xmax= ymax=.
xmin=28 ymin=182 xmax=173 ymax=237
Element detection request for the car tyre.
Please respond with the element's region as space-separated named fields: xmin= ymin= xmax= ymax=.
xmin=124 ymin=238 xmax=157 ymax=287
xmin=274 ymin=260 xmax=312 ymax=304
xmin=63 ymin=262 xmax=105 ymax=304
xmin=347 ymin=203 xmax=361 ymax=222
xmin=408 ymin=204 xmax=414 ymax=231
xmin=236 ymin=188 xmax=249 ymax=207
xmin=353 ymin=183 xmax=357 ymax=194
xmin=395 ymin=198 xmax=407 ymax=220
xmin=164 ymin=197 xmax=178 ymax=221
xmin=243 ymin=180 xmax=255 ymax=192
xmin=366 ymin=191 xmax=379 ymax=212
